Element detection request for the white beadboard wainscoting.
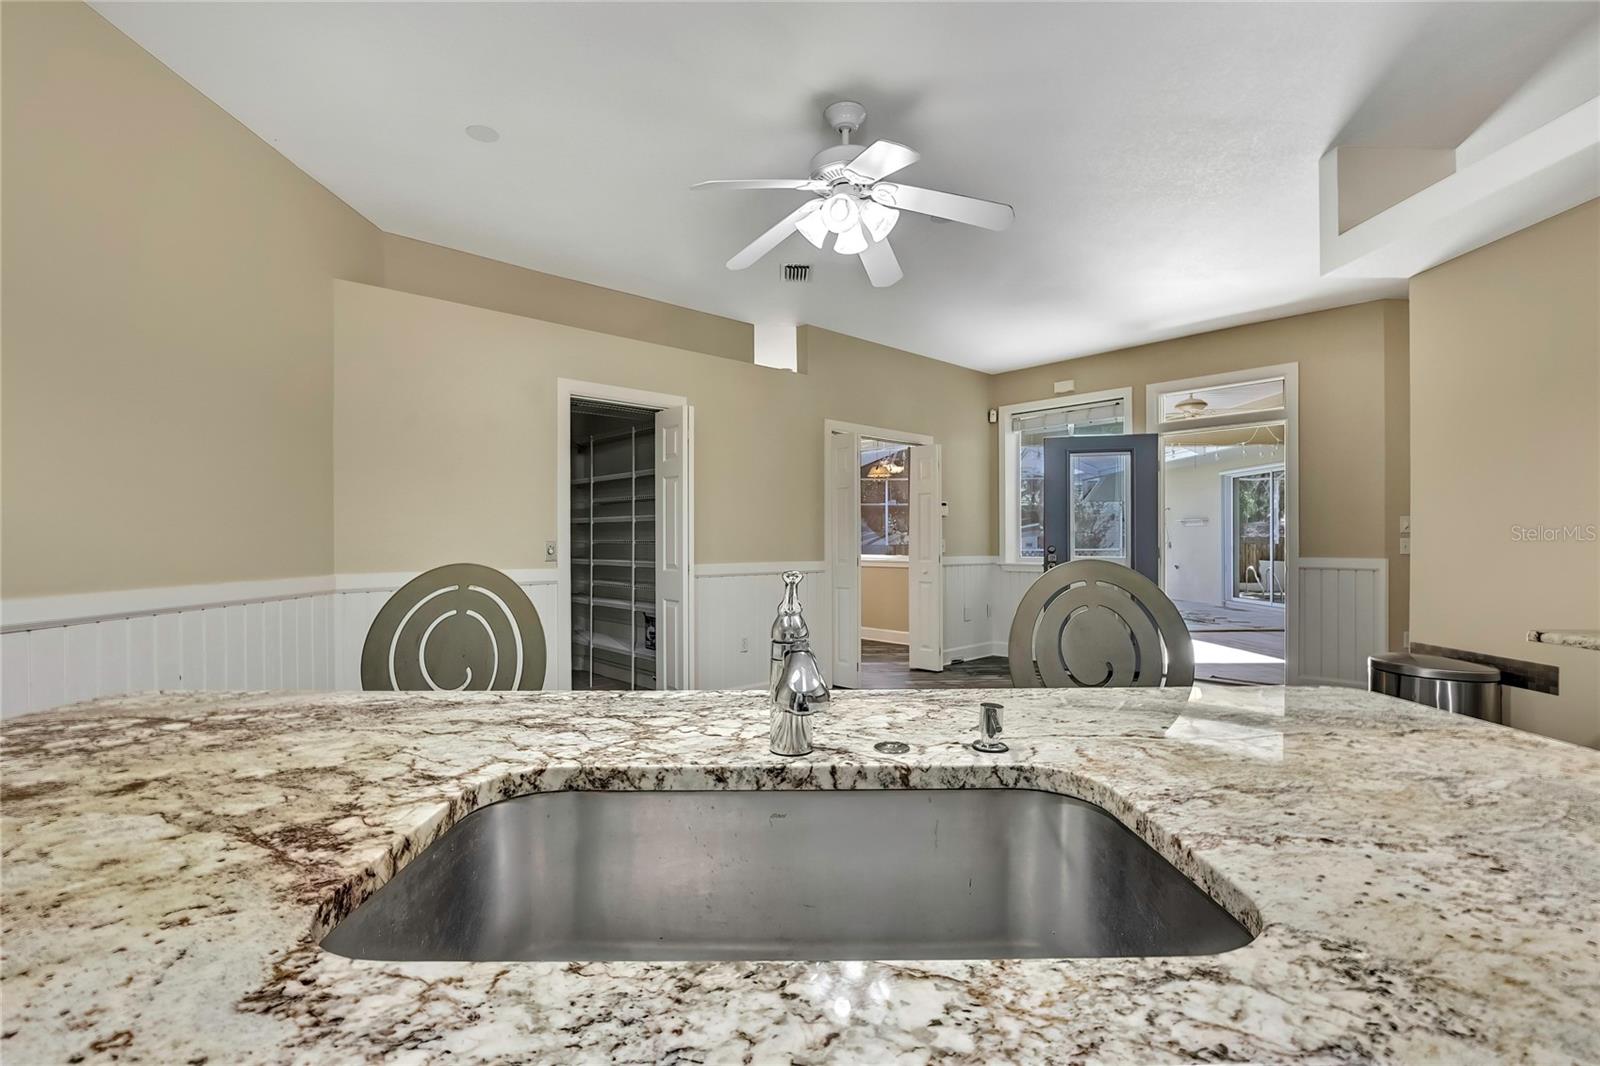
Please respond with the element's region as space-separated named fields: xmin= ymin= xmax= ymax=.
xmin=1 ymin=556 xmax=1387 ymax=717
xmin=1 ymin=577 xmax=339 ymax=719
xmin=693 ymin=562 xmax=828 ymax=690
xmin=0 ymin=571 xmax=560 ymax=719
xmin=943 ymin=557 xmax=1005 ymax=662
xmin=1294 ymin=558 xmax=1388 ymax=686
xmin=991 ymin=564 xmax=1049 ymax=656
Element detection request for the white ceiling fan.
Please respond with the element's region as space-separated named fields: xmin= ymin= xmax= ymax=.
xmin=693 ymin=101 xmax=1014 ymax=288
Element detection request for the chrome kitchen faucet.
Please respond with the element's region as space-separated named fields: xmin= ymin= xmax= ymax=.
xmin=768 ymin=570 xmax=830 ymax=756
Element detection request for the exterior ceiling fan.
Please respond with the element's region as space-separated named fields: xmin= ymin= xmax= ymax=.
xmin=693 ymin=101 xmax=1014 ymax=287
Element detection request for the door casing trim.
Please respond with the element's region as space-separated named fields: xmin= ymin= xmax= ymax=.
xmin=555 ymin=379 xmax=693 ymax=690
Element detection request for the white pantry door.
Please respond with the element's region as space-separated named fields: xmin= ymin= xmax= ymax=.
xmin=828 ymin=430 xmax=861 ymax=688
xmin=655 ymin=405 xmax=693 ymax=689
xmin=908 ymin=444 xmax=944 ymax=671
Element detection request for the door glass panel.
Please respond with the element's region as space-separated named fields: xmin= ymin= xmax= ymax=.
xmin=1069 ymin=453 xmax=1129 ymax=561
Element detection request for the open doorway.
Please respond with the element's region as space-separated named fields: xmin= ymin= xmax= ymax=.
xmin=555 ymin=381 xmax=693 ymax=691
xmin=569 ymin=400 xmax=658 ymax=690
xmin=823 ymin=421 xmax=941 ymax=689
xmin=858 ymin=437 xmax=915 ymax=684
xmin=1161 ymin=423 xmax=1287 ymax=684
xmin=1149 ymin=367 xmax=1297 ymax=686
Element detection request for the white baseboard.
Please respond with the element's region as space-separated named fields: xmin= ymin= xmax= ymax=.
xmin=945 ymin=640 xmax=1006 ymax=665
xmin=861 ymin=627 xmax=909 ymax=645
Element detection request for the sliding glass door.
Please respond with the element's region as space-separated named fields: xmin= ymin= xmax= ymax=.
xmin=1226 ymin=466 xmax=1286 ymax=606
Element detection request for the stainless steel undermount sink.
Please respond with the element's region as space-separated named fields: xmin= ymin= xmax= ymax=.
xmin=322 ymin=789 xmax=1253 ymax=962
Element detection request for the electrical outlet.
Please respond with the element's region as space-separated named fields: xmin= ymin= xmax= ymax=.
xmin=739 ymin=637 xmax=749 ymax=654
xmin=545 ymin=540 xmax=557 ymax=561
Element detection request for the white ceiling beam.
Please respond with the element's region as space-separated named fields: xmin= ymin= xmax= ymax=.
xmin=753 ymin=322 xmax=798 ymax=372
xmin=1321 ymin=95 xmax=1599 ymax=279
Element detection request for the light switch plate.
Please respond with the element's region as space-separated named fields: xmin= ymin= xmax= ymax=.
xmin=545 ymin=540 xmax=557 ymax=560
xmin=1399 ymin=515 xmax=1411 ymax=535
xmin=1399 ymin=535 xmax=1410 ymax=555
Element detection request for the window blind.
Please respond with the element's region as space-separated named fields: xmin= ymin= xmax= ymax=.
xmin=1010 ymin=400 xmax=1124 ymax=435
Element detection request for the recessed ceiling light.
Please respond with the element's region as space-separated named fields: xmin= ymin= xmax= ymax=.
xmin=465 ymin=125 xmax=499 ymax=143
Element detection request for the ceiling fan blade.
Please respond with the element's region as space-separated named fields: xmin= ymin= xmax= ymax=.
xmin=843 ymin=140 xmax=920 ymax=184
xmin=693 ymin=179 xmax=829 ymax=192
xmin=871 ymin=183 xmax=1013 ymax=231
xmin=858 ymin=237 xmax=903 ymax=288
xmin=726 ymin=201 xmax=822 ymax=270
xmin=833 ymin=221 xmax=868 ymax=256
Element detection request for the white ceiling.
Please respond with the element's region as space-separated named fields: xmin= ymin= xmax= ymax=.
xmin=92 ymin=2 xmax=1595 ymax=372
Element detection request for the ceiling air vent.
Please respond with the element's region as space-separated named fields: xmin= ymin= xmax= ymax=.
xmin=782 ymin=264 xmax=811 ymax=282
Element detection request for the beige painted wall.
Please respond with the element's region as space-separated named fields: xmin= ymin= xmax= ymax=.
xmin=990 ymin=300 xmax=1410 ymax=646
xmin=1 ymin=1 xmax=382 ymax=597
xmin=381 ymin=234 xmax=753 ymax=365
xmin=333 ymin=283 xmax=993 ymax=572
xmin=1410 ymin=200 xmax=1599 ymax=748
xmin=1382 ymin=301 xmax=1412 ymax=649
xmin=861 ymin=563 xmax=910 ymax=634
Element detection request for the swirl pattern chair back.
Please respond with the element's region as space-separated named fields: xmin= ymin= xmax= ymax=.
xmin=361 ymin=563 xmax=547 ymax=691
xmin=1007 ymin=560 xmax=1193 ymax=688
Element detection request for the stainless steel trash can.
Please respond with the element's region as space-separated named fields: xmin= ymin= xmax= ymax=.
xmin=1368 ymin=652 xmax=1502 ymax=723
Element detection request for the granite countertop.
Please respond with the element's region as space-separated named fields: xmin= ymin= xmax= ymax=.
xmin=3 ymin=686 xmax=1598 ymax=1064
xmin=1528 ymin=629 xmax=1600 ymax=652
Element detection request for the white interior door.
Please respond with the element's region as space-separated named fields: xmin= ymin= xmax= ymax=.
xmin=655 ymin=405 xmax=693 ymax=689
xmin=908 ymin=444 xmax=944 ymax=671
xmin=827 ymin=430 xmax=861 ymax=688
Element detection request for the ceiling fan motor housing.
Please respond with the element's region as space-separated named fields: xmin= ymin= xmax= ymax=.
xmin=810 ymin=143 xmax=866 ymax=185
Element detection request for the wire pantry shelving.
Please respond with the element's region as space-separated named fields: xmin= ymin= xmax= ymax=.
xmin=571 ymin=423 xmax=655 ymax=690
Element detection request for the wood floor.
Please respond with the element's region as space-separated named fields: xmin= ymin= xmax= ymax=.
xmin=855 ymin=640 xmax=1011 ymax=689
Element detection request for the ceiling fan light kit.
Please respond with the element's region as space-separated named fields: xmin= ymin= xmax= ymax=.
xmin=693 ymin=100 xmax=1014 ymax=288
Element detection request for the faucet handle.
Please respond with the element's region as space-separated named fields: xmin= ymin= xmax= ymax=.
xmin=973 ymin=701 xmax=1007 ymax=753
xmin=773 ymin=570 xmax=809 ymax=642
